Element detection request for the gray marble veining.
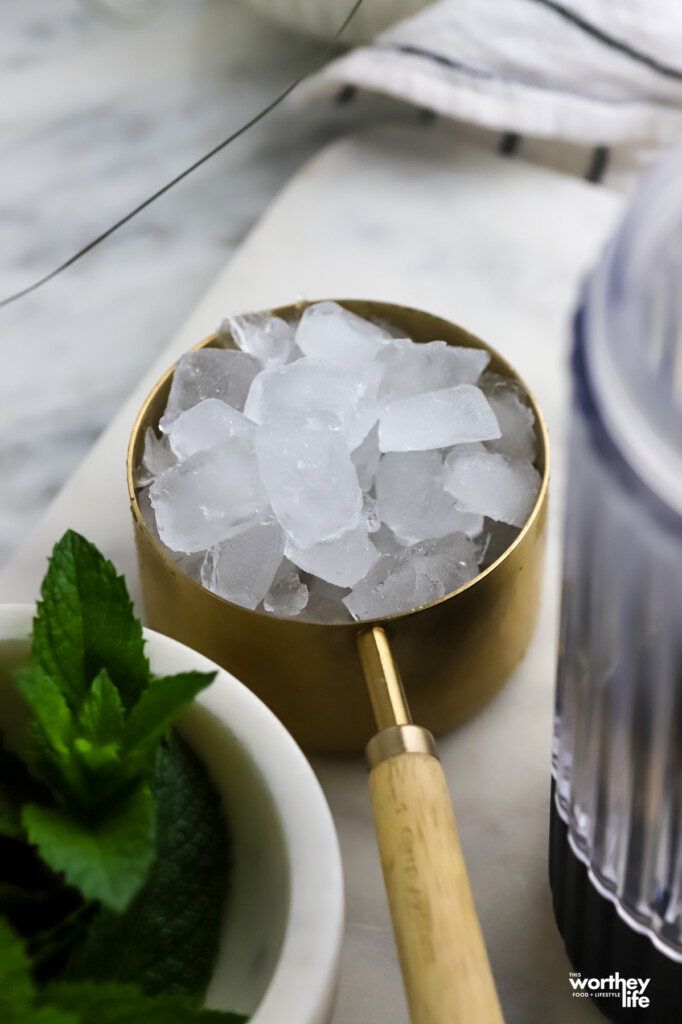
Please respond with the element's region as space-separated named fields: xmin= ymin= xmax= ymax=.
xmin=0 ymin=0 xmax=414 ymax=567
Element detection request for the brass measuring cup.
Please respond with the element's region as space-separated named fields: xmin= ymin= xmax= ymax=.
xmin=127 ymin=301 xmax=549 ymax=1024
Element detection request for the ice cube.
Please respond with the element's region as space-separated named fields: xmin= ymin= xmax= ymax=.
xmin=376 ymin=451 xmax=483 ymax=543
xmin=376 ymin=339 xmax=482 ymax=397
xmin=362 ymin=493 xmax=381 ymax=534
xmin=298 ymin=575 xmax=352 ymax=624
xmin=139 ymin=428 xmax=176 ymax=485
xmin=342 ymin=551 xmax=439 ymax=621
xmin=371 ymin=523 xmax=407 ymax=555
xmin=443 ymin=451 xmax=541 ymax=527
xmin=222 ymin=313 xmax=295 ymax=367
xmin=343 ymin=532 xmax=479 ymax=621
xmin=414 ymin=533 xmax=480 ymax=594
xmin=135 ymin=485 xmax=205 ymax=581
xmin=149 ymin=437 xmax=268 ymax=552
xmin=169 ymin=399 xmax=254 ymax=460
xmin=378 ymin=340 xmax=489 ymax=400
xmin=444 ymin=441 xmax=487 ymax=456
xmin=296 ymin=301 xmax=392 ymax=366
xmin=254 ymin=414 xmax=363 ymax=548
xmin=352 ymin=424 xmax=381 ymax=491
xmin=160 ymin=348 xmax=261 ymax=431
xmin=263 ymin=564 xmax=309 ymax=617
xmin=285 ymin=523 xmax=380 ymax=587
xmin=201 ymin=519 xmax=284 ymax=609
xmin=378 ymin=385 xmax=500 ymax=452
xmin=481 ymin=376 xmax=537 ymax=461
xmin=152 ymin=309 xmax=540 ymax=614
xmin=136 ymin=483 xmax=159 ymax=537
xmin=245 ymin=357 xmax=380 ymax=450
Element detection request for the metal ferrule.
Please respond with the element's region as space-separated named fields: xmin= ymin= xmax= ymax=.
xmin=365 ymin=724 xmax=439 ymax=770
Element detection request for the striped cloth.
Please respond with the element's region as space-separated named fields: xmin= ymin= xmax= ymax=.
xmin=307 ymin=0 xmax=682 ymax=189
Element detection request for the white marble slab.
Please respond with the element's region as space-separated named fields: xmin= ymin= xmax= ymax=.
xmin=0 ymin=124 xmax=622 ymax=1022
xmin=0 ymin=0 xmax=416 ymax=567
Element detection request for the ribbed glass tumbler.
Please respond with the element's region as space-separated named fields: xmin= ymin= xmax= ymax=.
xmin=551 ymin=144 xmax=682 ymax=1022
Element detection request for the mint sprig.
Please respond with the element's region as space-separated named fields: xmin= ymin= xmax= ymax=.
xmin=15 ymin=531 xmax=216 ymax=913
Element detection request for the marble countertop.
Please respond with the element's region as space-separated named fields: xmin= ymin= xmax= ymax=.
xmin=0 ymin=0 xmax=417 ymax=568
xmin=1 ymin=4 xmax=640 ymax=1021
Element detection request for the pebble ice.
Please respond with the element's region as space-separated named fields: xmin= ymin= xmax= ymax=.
xmin=138 ymin=303 xmax=542 ymax=622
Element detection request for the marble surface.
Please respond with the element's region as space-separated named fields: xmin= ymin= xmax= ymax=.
xmin=0 ymin=123 xmax=622 ymax=1022
xmin=0 ymin=0 xmax=418 ymax=568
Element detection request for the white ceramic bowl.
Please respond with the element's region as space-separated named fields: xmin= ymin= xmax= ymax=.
xmin=0 ymin=604 xmax=344 ymax=1024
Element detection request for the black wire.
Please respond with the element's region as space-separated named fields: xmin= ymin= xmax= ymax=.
xmin=0 ymin=0 xmax=364 ymax=310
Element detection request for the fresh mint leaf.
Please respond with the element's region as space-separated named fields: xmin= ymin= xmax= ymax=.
xmin=15 ymin=666 xmax=73 ymax=754
xmin=67 ymin=733 xmax=228 ymax=998
xmin=42 ymin=982 xmax=246 ymax=1023
xmin=16 ymin=667 xmax=124 ymax=811
xmin=0 ymin=915 xmax=34 ymax=1009
xmin=0 ymin=918 xmax=79 ymax=1024
xmin=15 ymin=666 xmax=84 ymax=804
xmin=124 ymin=672 xmax=215 ymax=774
xmin=77 ymin=670 xmax=126 ymax=749
xmin=23 ymin=786 xmax=155 ymax=913
xmin=32 ymin=531 xmax=149 ymax=711
xmin=0 ymin=739 xmax=53 ymax=840
xmin=65 ymin=670 xmax=127 ymax=808
xmin=14 ymin=532 xmax=219 ymax=920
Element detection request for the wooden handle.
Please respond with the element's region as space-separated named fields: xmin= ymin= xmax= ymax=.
xmin=369 ymin=749 xmax=504 ymax=1024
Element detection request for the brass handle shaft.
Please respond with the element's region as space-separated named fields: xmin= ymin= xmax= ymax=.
xmin=357 ymin=626 xmax=411 ymax=730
